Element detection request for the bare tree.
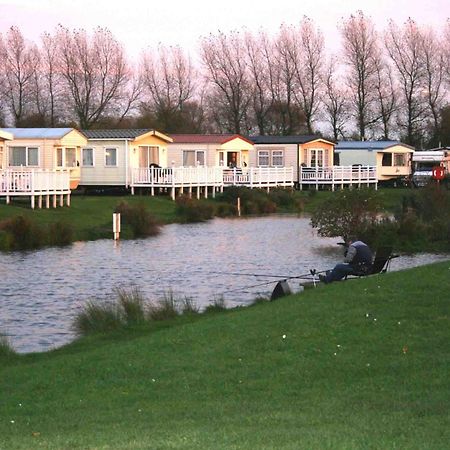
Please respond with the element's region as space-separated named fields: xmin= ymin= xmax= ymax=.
xmin=245 ymin=31 xmax=275 ymax=135
xmin=0 ymin=26 xmax=39 ymax=125
xmin=56 ymin=26 xmax=131 ymax=129
xmin=421 ymin=27 xmax=446 ymax=145
xmin=340 ymin=11 xmax=381 ymax=140
xmin=141 ymin=45 xmax=197 ymax=131
xmin=373 ymin=58 xmax=397 ymax=139
xmin=272 ymin=25 xmax=305 ymax=135
xmin=201 ymin=31 xmax=251 ymax=134
xmin=291 ymin=17 xmax=324 ymax=134
xmin=323 ymin=58 xmax=350 ymax=140
xmin=385 ymin=19 xmax=427 ymax=146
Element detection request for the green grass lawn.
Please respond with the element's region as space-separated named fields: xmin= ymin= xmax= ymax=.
xmin=1 ymin=261 xmax=449 ymax=449
xmin=0 ymin=194 xmax=177 ymax=241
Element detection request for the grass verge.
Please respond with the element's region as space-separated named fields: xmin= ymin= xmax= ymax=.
xmin=1 ymin=261 xmax=449 ymax=449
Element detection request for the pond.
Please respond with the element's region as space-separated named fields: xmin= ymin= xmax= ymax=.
xmin=1 ymin=216 xmax=448 ymax=354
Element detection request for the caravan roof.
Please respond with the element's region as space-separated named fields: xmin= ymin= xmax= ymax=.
xmin=412 ymin=151 xmax=444 ymax=162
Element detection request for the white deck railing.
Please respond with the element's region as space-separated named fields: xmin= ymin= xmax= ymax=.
xmin=299 ymin=165 xmax=377 ymax=190
xmin=223 ymin=167 xmax=294 ymax=187
xmin=0 ymin=168 xmax=71 ymax=208
xmin=132 ymin=166 xmax=225 ymax=187
xmin=0 ymin=169 xmax=71 ymax=195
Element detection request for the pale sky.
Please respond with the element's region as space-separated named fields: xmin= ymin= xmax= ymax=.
xmin=0 ymin=0 xmax=449 ymax=58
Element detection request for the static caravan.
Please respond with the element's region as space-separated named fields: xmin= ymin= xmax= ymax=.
xmin=0 ymin=130 xmax=14 ymax=169
xmin=81 ymin=129 xmax=172 ymax=187
xmin=168 ymin=134 xmax=254 ymax=168
xmin=0 ymin=128 xmax=87 ymax=189
xmin=250 ymin=135 xmax=335 ymax=184
xmin=335 ymin=141 xmax=414 ymax=182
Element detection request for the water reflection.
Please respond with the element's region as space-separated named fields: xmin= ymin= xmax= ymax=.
xmin=0 ymin=216 xmax=448 ymax=353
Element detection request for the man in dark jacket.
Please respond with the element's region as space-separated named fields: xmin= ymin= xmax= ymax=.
xmin=319 ymin=238 xmax=373 ymax=284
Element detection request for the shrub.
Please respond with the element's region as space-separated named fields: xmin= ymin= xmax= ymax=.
xmin=48 ymin=221 xmax=74 ymax=247
xmin=115 ymin=201 xmax=160 ymax=238
xmin=310 ymin=188 xmax=382 ymax=241
xmin=175 ymin=195 xmax=214 ymax=223
xmin=214 ymin=202 xmax=238 ymax=217
xmin=0 ymin=215 xmax=45 ymax=250
xmin=72 ymin=300 xmax=124 ymax=336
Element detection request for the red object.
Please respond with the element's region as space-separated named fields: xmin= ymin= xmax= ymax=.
xmin=432 ymin=166 xmax=445 ymax=180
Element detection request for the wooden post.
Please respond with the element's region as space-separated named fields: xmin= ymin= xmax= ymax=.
xmin=38 ymin=195 xmax=42 ymax=209
xmin=237 ymin=197 xmax=241 ymax=217
xmin=46 ymin=194 xmax=50 ymax=209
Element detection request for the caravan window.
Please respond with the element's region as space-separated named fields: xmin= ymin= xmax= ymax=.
xmin=258 ymin=150 xmax=270 ymax=167
xmin=272 ymin=150 xmax=284 ymax=166
xmin=382 ymin=153 xmax=392 ymax=166
xmin=105 ymin=148 xmax=118 ymax=167
xmin=82 ymin=148 xmax=94 ymax=167
xmin=394 ymin=153 xmax=406 ymax=166
xmin=9 ymin=146 xmax=39 ymax=167
xmin=183 ymin=150 xmax=205 ymax=166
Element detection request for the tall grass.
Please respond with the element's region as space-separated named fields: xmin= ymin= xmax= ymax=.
xmin=72 ymin=301 xmax=124 ymax=336
xmin=0 ymin=333 xmax=16 ymax=358
xmin=116 ymin=286 xmax=146 ymax=325
xmin=148 ymin=290 xmax=179 ymax=321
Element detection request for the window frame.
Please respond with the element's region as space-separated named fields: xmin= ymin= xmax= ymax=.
xmin=82 ymin=148 xmax=95 ymax=167
xmin=104 ymin=147 xmax=118 ymax=167
xmin=182 ymin=149 xmax=206 ymax=167
xmin=257 ymin=150 xmax=270 ymax=167
xmin=9 ymin=146 xmax=40 ymax=167
xmin=271 ymin=150 xmax=284 ymax=167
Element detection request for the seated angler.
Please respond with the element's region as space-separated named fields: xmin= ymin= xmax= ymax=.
xmin=319 ymin=237 xmax=373 ymax=284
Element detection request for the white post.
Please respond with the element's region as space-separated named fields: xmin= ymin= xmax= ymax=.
xmin=113 ymin=212 xmax=121 ymax=240
xmin=237 ymin=197 xmax=241 ymax=217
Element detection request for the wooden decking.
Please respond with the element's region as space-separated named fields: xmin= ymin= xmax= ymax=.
xmin=0 ymin=169 xmax=71 ymax=208
xmin=299 ymin=165 xmax=377 ymax=190
xmin=131 ymin=166 xmax=295 ymax=200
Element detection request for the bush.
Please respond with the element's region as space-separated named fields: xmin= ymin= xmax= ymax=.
xmin=115 ymin=201 xmax=160 ymax=238
xmin=0 ymin=215 xmax=45 ymax=250
xmin=310 ymin=188 xmax=382 ymax=241
xmin=48 ymin=221 xmax=74 ymax=247
xmin=175 ymin=195 xmax=214 ymax=223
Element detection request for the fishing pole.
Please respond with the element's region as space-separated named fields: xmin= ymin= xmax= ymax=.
xmin=215 ymin=268 xmax=330 ymax=296
xmin=205 ymin=269 xmax=329 ymax=281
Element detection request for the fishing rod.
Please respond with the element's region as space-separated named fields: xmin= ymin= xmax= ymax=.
xmin=205 ymin=269 xmax=329 ymax=281
xmin=214 ymin=268 xmax=330 ymax=296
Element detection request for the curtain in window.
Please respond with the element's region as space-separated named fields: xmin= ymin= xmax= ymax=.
xmin=258 ymin=151 xmax=269 ymax=166
xmin=28 ymin=148 xmax=39 ymax=166
xmin=105 ymin=148 xmax=117 ymax=166
xmin=272 ymin=150 xmax=284 ymax=166
xmin=83 ymin=149 xmax=94 ymax=166
xmin=183 ymin=150 xmax=195 ymax=166
xmin=9 ymin=147 xmax=26 ymax=166
xmin=66 ymin=148 xmax=77 ymax=167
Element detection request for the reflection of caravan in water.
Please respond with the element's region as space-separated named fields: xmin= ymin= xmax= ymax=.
xmin=412 ymin=149 xmax=450 ymax=187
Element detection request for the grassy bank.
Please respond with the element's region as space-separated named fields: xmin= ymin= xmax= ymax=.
xmin=1 ymin=261 xmax=449 ymax=449
xmin=0 ymin=195 xmax=177 ymax=242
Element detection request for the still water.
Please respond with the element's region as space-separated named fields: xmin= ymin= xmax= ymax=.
xmin=1 ymin=216 xmax=448 ymax=353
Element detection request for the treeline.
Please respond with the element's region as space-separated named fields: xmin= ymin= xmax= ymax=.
xmin=1 ymin=11 xmax=450 ymax=147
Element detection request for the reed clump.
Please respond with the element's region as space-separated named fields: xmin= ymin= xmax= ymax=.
xmin=115 ymin=201 xmax=161 ymax=238
xmin=0 ymin=333 xmax=16 ymax=359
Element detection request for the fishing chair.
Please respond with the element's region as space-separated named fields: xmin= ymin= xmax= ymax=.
xmin=346 ymin=246 xmax=398 ymax=279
